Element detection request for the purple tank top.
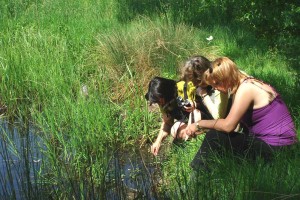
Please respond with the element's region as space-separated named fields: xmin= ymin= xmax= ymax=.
xmin=241 ymin=95 xmax=297 ymax=146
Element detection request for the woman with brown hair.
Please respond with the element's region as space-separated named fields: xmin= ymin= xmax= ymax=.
xmin=145 ymin=56 xmax=231 ymax=156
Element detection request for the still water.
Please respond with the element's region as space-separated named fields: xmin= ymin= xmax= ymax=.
xmin=105 ymin=147 xmax=162 ymax=199
xmin=0 ymin=118 xmax=163 ymax=199
xmin=0 ymin=118 xmax=45 ymax=199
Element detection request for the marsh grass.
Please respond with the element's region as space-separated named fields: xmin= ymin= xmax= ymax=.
xmin=160 ymin=140 xmax=300 ymax=199
xmin=0 ymin=0 xmax=299 ymax=199
xmin=90 ymin=17 xmax=221 ymax=102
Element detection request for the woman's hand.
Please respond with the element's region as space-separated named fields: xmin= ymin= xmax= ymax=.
xmin=151 ymin=141 xmax=161 ymax=156
xmin=182 ymin=123 xmax=197 ymax=137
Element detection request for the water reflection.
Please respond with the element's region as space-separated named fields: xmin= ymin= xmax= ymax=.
xmin=105 ymin=146 xmax=164 ymax=200
xmin=0 ymin=118 xmax=46 ymax=199
xmin=0 ymin=118 xmax=166 ymax=199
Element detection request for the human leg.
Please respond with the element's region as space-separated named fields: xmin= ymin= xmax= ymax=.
xmin=171 ymin=109 xmax=203 ymax=140
xmin=188 ymin=109 xmax=202 ymax=125
xmin=190 ymin=130 xmax=285 ymax=171
xmin=170 ymin=121 xmax=188 ymax=140
xmin=244 ymin=135 xmax=278 ymax=162
xmin=190 ymin=130 xmax=249 ymax=171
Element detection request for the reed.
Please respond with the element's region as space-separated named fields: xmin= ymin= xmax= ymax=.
xmin=0 ymin=119 xmax=48 ymax=199
xmin=88 ymin=17 xmax=219 ymax=103
xmin=0 ymin=0 xmax=298 ymax=199
xmin=159 ymin=139 xmax=300 ymax=199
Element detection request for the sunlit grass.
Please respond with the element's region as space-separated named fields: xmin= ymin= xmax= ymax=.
xmin=159 ymin=138 xmax=300 ymax=199
xmin=88 ymin=17 xmax=221 ymax=102
xmin=0 ymin=0 xmax=299 ymax=199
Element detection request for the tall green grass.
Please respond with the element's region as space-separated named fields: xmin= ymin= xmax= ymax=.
xmin=159 ymin=139 xmax=300 ymax=199
xmin=0 ymin=0 xmax=299 ymax=199
xmin=88 ymin=17 xmax=221 ymax=102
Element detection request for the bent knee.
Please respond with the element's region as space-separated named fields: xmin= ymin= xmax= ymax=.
xmin=171 ymin=121 xmax=187 ymax=139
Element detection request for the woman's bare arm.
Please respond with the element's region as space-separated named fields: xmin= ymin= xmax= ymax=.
xmin=183 ymin=82 xmax=255 ymax=135
xmin=151 ymin=114 xmax=174 ymax=155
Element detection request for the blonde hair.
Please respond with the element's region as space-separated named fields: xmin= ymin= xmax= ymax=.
xmin=205 ymin=57 xmax=246 ymax=94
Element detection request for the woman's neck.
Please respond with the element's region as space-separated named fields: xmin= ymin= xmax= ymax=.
xmin=232 ymin=74 xmax=248 ymax=94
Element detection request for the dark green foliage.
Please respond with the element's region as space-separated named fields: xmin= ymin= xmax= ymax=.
xmin=117 ymin=0 xmax=300 ymax=71
xmin=116 ymin=0 xmax=165 ymax=22
xmin=235 ymin=1 xmax=300 ymax=71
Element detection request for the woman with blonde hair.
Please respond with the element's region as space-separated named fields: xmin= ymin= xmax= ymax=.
xmin=183 ymin=57 xmax=298 ymax=170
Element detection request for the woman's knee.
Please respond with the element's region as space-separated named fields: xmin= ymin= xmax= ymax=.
xmin=188 ymin=110 xmax=202 ymax=125
xmin=170 ymin=121 xmax=187 ymax=139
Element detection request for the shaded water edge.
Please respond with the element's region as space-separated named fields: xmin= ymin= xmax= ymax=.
xmin=0 ymin=118 xmax=167 ymax=199
xmin=105 ymin=146 xmax=164 ymax=200
xmin=0 ymin=118 xmax=46 ymax=199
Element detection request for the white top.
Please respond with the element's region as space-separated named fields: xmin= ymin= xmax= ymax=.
xmin=196 ymin=88 xmax=229 ymax=119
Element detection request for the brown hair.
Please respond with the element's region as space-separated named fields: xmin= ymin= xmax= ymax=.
xmin=180 ymin=55 xmax=211 ymax=87
xmin=205 ymin=57 xmax=246 ymax=94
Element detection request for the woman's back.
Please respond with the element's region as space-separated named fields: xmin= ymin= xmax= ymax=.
xmin=241 ymin=94 xmax=296 ymax=146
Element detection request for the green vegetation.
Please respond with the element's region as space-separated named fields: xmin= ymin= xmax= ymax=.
xmin=0 ymin=0 xmax=299 ymax=199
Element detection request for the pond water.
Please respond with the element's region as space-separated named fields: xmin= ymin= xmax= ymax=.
xmin=0 ymin=118 xmax=164 ymax=199
xmin=0 ymin=118 xmax=45 ymax=199
xmin=105 ymin=144 xmax=167 ymax=200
